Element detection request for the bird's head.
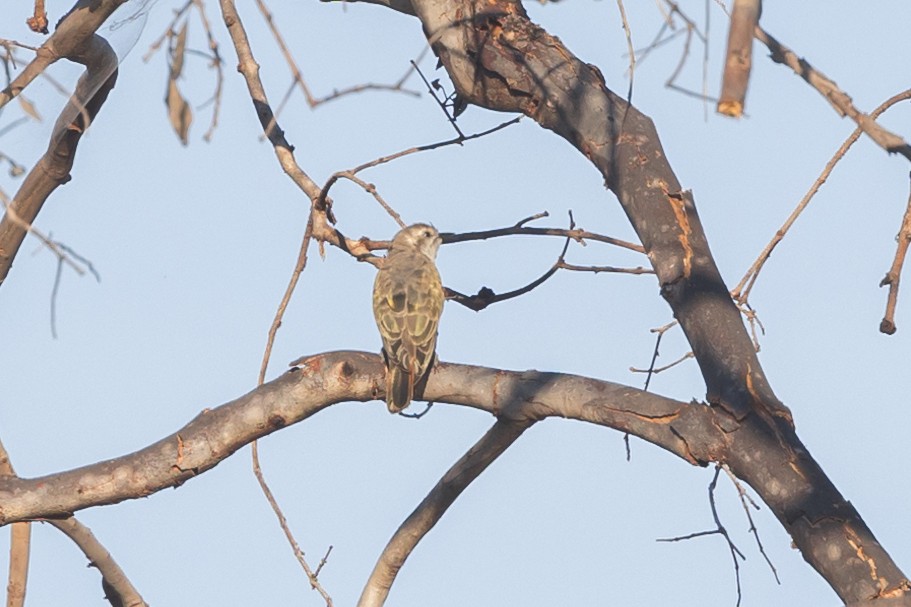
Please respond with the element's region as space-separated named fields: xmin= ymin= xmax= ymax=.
xmin=391 ymin=223 xmax=442 ymax=260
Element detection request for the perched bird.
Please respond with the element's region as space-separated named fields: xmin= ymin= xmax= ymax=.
xmin=372 ymin=223 xmax=445 ymax=413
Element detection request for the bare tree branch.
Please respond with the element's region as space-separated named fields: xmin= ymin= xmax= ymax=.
xmin=879 ymin=173 xmax=911 ymax=334
xmin=344 ymin=0 xmax=910 ymax=602
xmin=732 ymin=88 xmax=911 ymax=306
xmin=49 ymin=517 xmax=148 ymax=607
xmin=754 ymin=27 xmax=911 ymax=160
xmin=0 ymin=0 xmax=127 ymax=110
xmin=358 ymin=418 xmax=533 ymax=607
xmin=717 ymin=0 xmax=760 ymax=117
xmin=0 ymin=30 xmax=118 ymax=287
xmin=0 ymin=349 xmax=903 ymax=607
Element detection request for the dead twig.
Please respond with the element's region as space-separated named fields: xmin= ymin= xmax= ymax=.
xmin=754 ymin=28 xmax=911 ymax=161
xmin=657 ymin=465 xmax=746 ymax=607
xmin=557 ymin=262 xmax=653 ymax=275
xmin=441 ymin=216 xmax=644 ymax=254
xmin=255 ymin=0 xmax=420 ymax=117
xmin=732 ymin=89 xmax=911 ymax=306
xmin=717 ymin=0 xmax=760 ymax=117
xmin=217 ymin=2 xmax=332 ymax=604
xmin=444 ymin=213 xmax=581 ymax=311
xmin=315 ymin=116 xmax=521 ymax=216
xmin=616 ymin=0 xmax=635 ymax=104
xmin=721 ymin=464 xmax=780 ymax=584
xmin=411 ymin=59 xmax=464 ymax=138
xmin=191 ymin=0 xmax=224 ymax=141
xmin=879 ymin=173 xmax=911 ymax=334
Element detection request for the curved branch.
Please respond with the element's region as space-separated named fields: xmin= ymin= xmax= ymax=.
xmin=357 ymin=418 xmax=533 ymax=607
xmin=0 ymin=351 xmax=903 ymax=605
xmin=0 ymin=352 xmax=705 ymax=525
xmin=49 ymin=517 xmax=147 ymax=607
xmin=0 ymin=32 xmax=118 ymax=287
xmin=0 ymin=0 xmax=128 ymax=110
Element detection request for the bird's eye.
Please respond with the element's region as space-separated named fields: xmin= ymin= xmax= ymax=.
xmin=423 ymin=230 xmax=432 ymax=238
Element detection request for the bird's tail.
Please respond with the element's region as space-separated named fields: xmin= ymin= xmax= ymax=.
xmin=387 ymin=366 xmax=414 ymax=414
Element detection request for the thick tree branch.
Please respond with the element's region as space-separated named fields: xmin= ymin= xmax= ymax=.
xmin=338 ymin=0 xmax=910 ymax=602
xmin=0 ymin=351 xmax=905 ymax=604
xmin=403 ymin=0 xmax=789 ymax=425
xmin=0 ymin=352 xmax=703 ymax=524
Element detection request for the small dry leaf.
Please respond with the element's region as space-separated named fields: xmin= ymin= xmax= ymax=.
xmin=166 ymin=80 xmax=192 ymax=146
xmin=165 ymin=20 xmax=192 ymax=145
xmin=18 ymin=96 xmax=42 ymax=122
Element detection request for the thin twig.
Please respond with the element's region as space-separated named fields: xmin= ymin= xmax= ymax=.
xmin=754 ymin=28 xmax=911 ymax=161
xmin=0 ymin=190 xmax=91 ymax=276
xmin=191 ymin=0 xmax=224 ymax=141
xmin=657 ymin=466 xmax=746 ymax=607
xmin=250 ymin=441 xmax=332 ymax=605
xmin=442 ymin=220 xmax=644 ymax=254
xmin=630 ymin=350 xmax=694 ymax=375
xmin=141 ymin=1 xmax=193 ymax=63
xmin=217 ymin=2 xmax=333 ymax=604
xmin=732 ymin=89 xmax=911 ymax=305
xmin=411 ymin=60 xmax=464 ymax=138
xmin=258 ymin=217 xmax=313 ymax=385
xmin=256 ymin=0 xmax=419 ymax=113
xmin=557 ymin=262 xmax=654 ymax=275
xmin=616 ymin=0 xmax=635 ymax=104
xmin=315 ymin=116 xmax=521 ymax=214
xmin=444 ymin=214 xmax=576 ymax=311
xmin=879 ymin=173 xmax=911 ymax=334
xmin=721 ymin=464 xmax=780 ymax=584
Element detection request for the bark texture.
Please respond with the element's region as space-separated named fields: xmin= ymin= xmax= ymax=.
xmin=392 ymin=0 xmax=909 ymax=604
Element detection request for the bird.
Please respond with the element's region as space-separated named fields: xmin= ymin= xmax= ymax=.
xmin=372 ymin=223 xmax=445 ymax=413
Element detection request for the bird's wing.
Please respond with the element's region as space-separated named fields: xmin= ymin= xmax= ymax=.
xmin=373 ymin=254 xmax=443 ymax=376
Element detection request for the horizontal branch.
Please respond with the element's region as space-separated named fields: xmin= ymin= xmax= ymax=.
xmin=0 ymin=351 xmax=903 ymax=604
xmin=0 ymin=351 xmax=709 ymax=525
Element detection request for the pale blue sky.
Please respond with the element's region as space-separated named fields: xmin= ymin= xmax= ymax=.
xmin=1 ymin=1 xmax=909 ymax=605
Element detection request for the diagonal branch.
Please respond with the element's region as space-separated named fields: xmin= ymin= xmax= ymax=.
xmin=0 ymin=31 xmax=118 ymax=287
xmin=49 ymin=517 xmax=148 ymax=607
xmin=357 ymin=418 xmax=534 ymax=607
xmin=754 ymin=27 xmax=911 ymax=161
xmin=333 ymin=1 xmax=909 ymax=602
xmin=0 ymin=0 xmax=127 ymax=110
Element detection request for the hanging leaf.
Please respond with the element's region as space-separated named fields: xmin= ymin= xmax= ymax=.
xmin=165 ymin=20 xmax=192 ymax=145
xmin=18 ymin=96 xmax=42 ymax=122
